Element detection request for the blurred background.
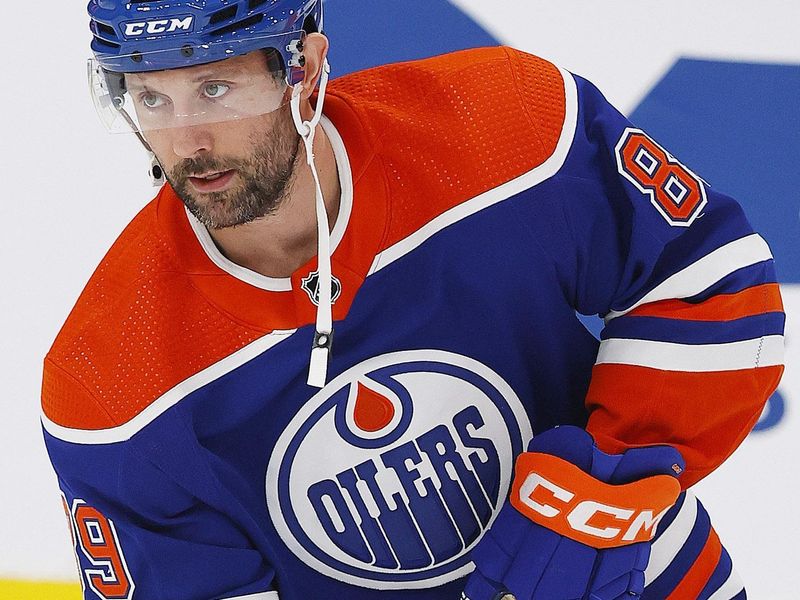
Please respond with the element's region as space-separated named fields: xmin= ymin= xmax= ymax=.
xmin=1 ymin=0 xmax=797 ymax=598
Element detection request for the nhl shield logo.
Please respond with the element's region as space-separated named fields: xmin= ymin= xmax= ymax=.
xmin=266 ymin=350 xmax=533 ymax=589
xmin=301 ymin=271 xmax=342 ymax=306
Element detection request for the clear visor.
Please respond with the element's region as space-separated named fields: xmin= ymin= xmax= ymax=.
xmin=89 ymin=42 xmax=292 ymax=134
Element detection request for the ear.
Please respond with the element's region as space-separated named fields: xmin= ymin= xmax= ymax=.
xmin=298 ymin=33 xmax=330 ymax=100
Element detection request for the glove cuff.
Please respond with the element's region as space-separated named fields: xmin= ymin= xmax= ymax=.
xmin=510 ymin=451 xmax=681 ymax=549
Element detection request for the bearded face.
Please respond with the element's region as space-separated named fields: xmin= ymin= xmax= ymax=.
xmin=166 ymin=104 xmax=300 ymax=229
xmin=126 ymin=51 xmax=300 ymax=229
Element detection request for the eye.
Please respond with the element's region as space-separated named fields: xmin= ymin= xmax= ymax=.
xmin=203 ymin=83 xmax=230 ymax=99
xmin=140 ymin=92 xmax=165 ymax=109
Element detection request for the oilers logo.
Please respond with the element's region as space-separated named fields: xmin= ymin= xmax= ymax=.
xmin=266 ymin=350 xmax=533 ymax=589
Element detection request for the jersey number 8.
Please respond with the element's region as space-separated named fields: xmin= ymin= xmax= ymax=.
xmin=615 ymin=128 xmax=707 ymax=227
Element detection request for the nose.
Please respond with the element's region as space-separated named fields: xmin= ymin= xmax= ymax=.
xmin=171 ymin=124 xmax=214 ymax=159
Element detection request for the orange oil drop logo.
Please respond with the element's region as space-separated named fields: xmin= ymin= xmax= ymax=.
xmin=353 ymin=382 xmax=396 ymax=432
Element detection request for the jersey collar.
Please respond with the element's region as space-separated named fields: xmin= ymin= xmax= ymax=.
xmin=184 ymin=115 xmax=354 ymax=293
xmin=156 ymin=94 xmax=389 ymax=332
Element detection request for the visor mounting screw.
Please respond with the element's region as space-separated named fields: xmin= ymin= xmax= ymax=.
xmin=181 ymin=45 xmax=194 ymax=57
xmin=287 ymin=39 xmax=304 ymax=54
xmin=131 ymin=51 xmax=143 ymax=63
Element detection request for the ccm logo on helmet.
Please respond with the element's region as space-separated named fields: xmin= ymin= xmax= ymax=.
xmin=123 ymin=16 xmax=194 ymax=38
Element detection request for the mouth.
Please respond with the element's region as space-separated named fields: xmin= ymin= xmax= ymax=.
xmin=187 ymin=169 xmax=236 ymax=193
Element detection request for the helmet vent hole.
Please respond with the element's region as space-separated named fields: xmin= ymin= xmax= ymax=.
xmin=95 ymin=22 xmax=118 ymax=39
xmin=93 ymin=36 xmax=121 ymax=50
xmin=209 ymin=5 xmax=238 ymax=25
xmin=208 ymin=13 xmax=264 ymax=37
xmin=248 ymin=0 xmax=268 ymax=10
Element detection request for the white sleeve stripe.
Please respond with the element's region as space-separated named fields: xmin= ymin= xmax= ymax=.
xmin=222 ymin=592 xmax=279 ymax=600
xmin=706 ymin=568 xmax=745 ymax=600
xmin=645 ymin=492 xmax=698 ymax=585
xmin=596 ymin=335 xmax=784 ymax=372
xmin=606 ymin=234 xmax=774 ymax=322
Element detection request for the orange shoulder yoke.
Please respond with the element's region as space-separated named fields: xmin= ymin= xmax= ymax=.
xmin=42 ymin=194 xmax=263 ymax=431
xmin=327 ymin=46 xmax=567 ymax=249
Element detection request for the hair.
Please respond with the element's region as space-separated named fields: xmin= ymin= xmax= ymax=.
xmin=303 ymin=14 xmax=319 ymax=34
xmin=263 ymin=47 xmax=287 ymax=82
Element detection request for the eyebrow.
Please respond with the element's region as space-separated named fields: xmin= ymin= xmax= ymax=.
xmin=127 ymin=68 xmax=243 ymax=90
xmin=189 ymin=67 xmax=244 ymax=82
xmin=188 ymin=72 xmax=225 ymax=83
xmin=125 ymin=82 xmax=149 ymax=93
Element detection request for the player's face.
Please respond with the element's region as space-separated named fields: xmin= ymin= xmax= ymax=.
xmin=126 ymin=51 xmax=299 ymax=229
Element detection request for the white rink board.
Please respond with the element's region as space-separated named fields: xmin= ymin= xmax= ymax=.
xmin=1 ymin=0 xmax=797 ymax=596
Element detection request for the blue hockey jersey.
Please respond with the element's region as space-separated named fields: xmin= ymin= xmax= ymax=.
xmin=42 ymin=47 xmax=784 ymax=599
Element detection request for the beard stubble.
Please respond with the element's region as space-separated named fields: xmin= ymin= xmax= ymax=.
xmin=168 ymin=105 xmax=301 ymax=230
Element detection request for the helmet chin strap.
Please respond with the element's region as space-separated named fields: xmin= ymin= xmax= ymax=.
xmin=291 ymin=59 xmax=333 ymax=388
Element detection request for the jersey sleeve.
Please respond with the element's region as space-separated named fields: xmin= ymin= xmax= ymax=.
xmin=43 ymin=397 xmax=279 ymax=600
xmin=542 ymin=74 xmax=785 ymax=487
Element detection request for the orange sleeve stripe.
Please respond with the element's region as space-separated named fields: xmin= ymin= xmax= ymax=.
xmin=585 ymin=363 xmax=784 ymax=488
xmin=666 ymin=528 xmax=723 ymax=600
xmin=627 ymin=283 xmax=783 ymax=322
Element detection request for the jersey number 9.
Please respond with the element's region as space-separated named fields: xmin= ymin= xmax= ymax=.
xmin=67 ymin=499 xmax=135 ymax=600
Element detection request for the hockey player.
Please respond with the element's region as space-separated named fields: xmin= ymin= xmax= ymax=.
xmin=42 ymin=1 xmax=784 ymax=598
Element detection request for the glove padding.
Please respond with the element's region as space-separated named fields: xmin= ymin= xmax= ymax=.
xmin=463 ymin=426 xmax=684 ymax=600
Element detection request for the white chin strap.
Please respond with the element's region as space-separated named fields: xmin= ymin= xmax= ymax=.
xmin=291 ymin=59 xmax=333 ymax=389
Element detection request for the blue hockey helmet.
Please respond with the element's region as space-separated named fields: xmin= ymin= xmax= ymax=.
xmin=88 ymin=0 xmax=323 ymax=76
xmin=87 ymin=0 xmax=324 ymax=136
